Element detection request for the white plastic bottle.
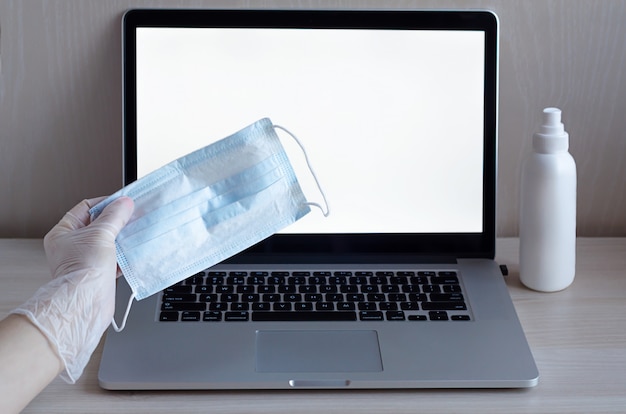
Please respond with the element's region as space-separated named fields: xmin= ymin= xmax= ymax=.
xmin=519 ymin=107 xmax=577 ymax=292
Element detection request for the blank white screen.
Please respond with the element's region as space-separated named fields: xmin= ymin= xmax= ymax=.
xmin=135 ymin=28 xmax=485 ymax=234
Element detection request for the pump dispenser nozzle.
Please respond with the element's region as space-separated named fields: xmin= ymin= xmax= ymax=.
xmin=533 ymin=107 xmax=569 ymax=153
xmin=540 ymin=107 xmax=565 ymax=135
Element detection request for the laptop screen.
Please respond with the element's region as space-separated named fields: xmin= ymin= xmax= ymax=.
xmin=123 ymin=10 xmax=498 ymax=258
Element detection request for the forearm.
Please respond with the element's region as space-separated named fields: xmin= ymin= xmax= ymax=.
xmin=0 ymin=314 xmax=63 ymax=414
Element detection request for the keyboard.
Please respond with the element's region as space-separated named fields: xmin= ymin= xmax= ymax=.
xmin=159 ymin=270 xmax=471 ymax=322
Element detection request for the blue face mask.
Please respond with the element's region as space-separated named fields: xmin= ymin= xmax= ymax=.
xmin=90 ymin=118 xmax=328 ymax=331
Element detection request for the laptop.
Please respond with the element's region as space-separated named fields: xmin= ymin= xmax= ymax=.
xmin=98 ymin=8 xmax=539 ymax=389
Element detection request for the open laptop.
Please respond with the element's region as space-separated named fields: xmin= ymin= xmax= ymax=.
xmin=98 ymin=8 xmax=539 ymax=389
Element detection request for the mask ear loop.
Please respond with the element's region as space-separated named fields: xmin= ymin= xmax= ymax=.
xmin=274 ymin=124 xmax=330 ymax=217
xmin=111 ymin=292 xmax=136 ymax=333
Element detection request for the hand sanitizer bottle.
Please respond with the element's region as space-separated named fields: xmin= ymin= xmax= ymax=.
xmin=519 ymin=107 xmax=577 ymax=292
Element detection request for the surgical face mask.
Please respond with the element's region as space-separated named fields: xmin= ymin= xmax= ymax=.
xmin=90 ymin=118 xmax=328 ymax=331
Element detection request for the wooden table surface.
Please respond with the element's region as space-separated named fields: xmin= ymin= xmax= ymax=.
xmin=1 ymin=238 xmax=625 ymax=413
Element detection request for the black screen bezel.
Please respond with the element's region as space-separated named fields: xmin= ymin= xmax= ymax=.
xmin=122 ymin=9 xmax=498 ymax=262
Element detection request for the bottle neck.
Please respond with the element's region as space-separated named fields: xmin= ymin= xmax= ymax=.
xmin=533 ymin=132 xmax=569 ymax=154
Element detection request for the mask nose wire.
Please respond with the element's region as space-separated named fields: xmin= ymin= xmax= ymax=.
xmin=273 ymin=124 xmax=330 ymax=217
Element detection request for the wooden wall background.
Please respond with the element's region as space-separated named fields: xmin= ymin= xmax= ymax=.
xmin=1 ymin=0 xmax=625 ymax=238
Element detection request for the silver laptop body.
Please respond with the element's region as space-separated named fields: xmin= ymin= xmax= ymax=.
xmin=99 ymin=9 xmax=539 ymax=389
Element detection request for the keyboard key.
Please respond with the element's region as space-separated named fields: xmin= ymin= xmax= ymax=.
xmin=347 ymin=294 xmax=365 ymax=302
xmin=225 ymin=311 xmax=249 ymax=321
xmin=330 ymin=276 xmax=347 ymax=285
xmin=381 ymin=285 xmax=400 ymax=293
xmin=209 ymin=302 xmax=227 ymax=311
xmin=299 ymin=285 xmax=317 ymax=293
xmin=159 ymin=311 xmax=179 ymax=321
xmin=443 ymin=285 xmax=462 ymax=293
xmin=320 ymin=285 xmax=337 ymax=293
xmin=337 ymin=302 xmax=355 ymax=310
xmin=408 ymin=293 xmax=427 ymax=302
xmin=451 ymin=315 xmax=471 ymax=321
xmin=431 ymin=276 xmax=459 ymax=284
xmin=367 ymin=293 xmax=385 ymax=302
xmin=349 ymin=276 xmax=368 ymax=284
xmin=308 ymin=276 xmax=326 ymax=285
xmin=161 ymin=302 xmax=205 ymax=311
xmin=304 ymin=293 xmax=323 ymax=302
xmin=326 ymin=293 xmax=344 ymax=302
xmin=386 ymin=311 xmax=405 ymax=321
xmin=195 ymin=285 xmax=212 ymax=294
xmin=361 ymin=285 xmax=379 ymax=293
xmin=379 ymin=302 xmax=398 ymax=310
xmin=206 ymin=276 xmax=225 ymax=285
xmin=162 ymin=293 xmax=196 ymax=302
xmin=199 ymin=293 xmax=218 ymax=302
xmin=284 ymin=294 xmax=302 ymax=302
xmin=410 ymin=276 xmax=428 ymax=285
xmin=390 ymin=276 xmax=408 ymax=285
xmin=242 ymin=294 xmax=260 ymax=302
xmin=387 ymin=293 xmax=407 ymax=302
xmin=274 ymin=303 xmax=292 ymax=311
xmin=227 ymin=275 xmax=246 ymax=285
xmin=203 ymin=311 xmax=222 ymax=321
xmin=422 ymin=302 xmax=467 ymax=311
xmin=247 ymin=276 xmax=266 ymax=285
xmin=359 ymin=311 xmax=384 ymax=321
xmin=236 ymin=285 xmax=255 ymax=294
xmin=430 ymin=293 xmax=464 ymax=302
xmin=263 ymin=294 xmax=281 ymax=302
xmin=278 ymin=285 xmax=296 ymax=294
xmin=429 ymin=311 xmax=449 ymax=321
xmin=422 ymin=285 xmax=441 ymax=293
xmin=231 ymin=303 xmax=249 ymax=311
xmin=258 ymin=285 xmax=276 ymax=293
xmin=340 ymin=285 xmax=358 ymax=293
xmin=358 ymin=302 xmax=377 ymax=311
xmin=220 ymin=293 xmax=238 ymax=302
xmin=295 ymin=302 xmax=313 ymax=311
xmin=288 ymin=276 xmax=306 ymax=285
xmin=181 ymin=311 xmax=201 ymax=321
xmin=401 ymin=285 xmax=421 ymax=293
xmin=400 ymin=302 xmax=420 ymax=310
xmin=268 ymin=276 xmax=286 ymax=285
xmin=252 ymin=303 xmax=271 ymax=311
xmin=252 ymin=311 xmax=357 ymax=321
xmin=316 ymin=302 xmax=334 ymax=311
xmin=369 ymin=276 xmax=386 ymax=284
xmin=164 ymin=285 xmax=193 ymax=294
xmin=408 ymin=314 xmax=427 ymax=321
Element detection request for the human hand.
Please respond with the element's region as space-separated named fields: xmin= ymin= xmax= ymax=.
xmin=11 ymin=196 xmax=134 ymax=383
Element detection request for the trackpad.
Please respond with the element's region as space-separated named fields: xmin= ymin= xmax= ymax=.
xmin=255 ymin=330 xmax=383 ymax=372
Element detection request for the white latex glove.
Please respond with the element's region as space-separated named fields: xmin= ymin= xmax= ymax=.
xmin=11 ymin=196 xmax=134 ymax=383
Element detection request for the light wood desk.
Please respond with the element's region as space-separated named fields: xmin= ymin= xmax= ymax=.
xmin=1 ymin=238 xmax=625 ymax=413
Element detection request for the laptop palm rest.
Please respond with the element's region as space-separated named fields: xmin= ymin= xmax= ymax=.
xmin=255 ymin=330 xmax=383 ymax=373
